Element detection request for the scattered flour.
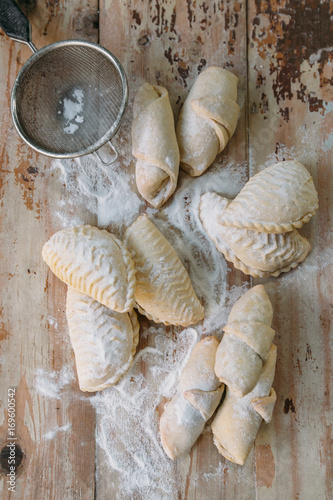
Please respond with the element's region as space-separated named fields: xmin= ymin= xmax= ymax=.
xmin=45 ymin=132 xmax=327 ymax=498
xmin=59 ymin=88 xmax=85 ymax=135
xmin=47 ymin=316 xmax=58 ymax=329
xmin=90 ymin=327 xmax=198 ymax=499
xmin=43 ymin=424 xmax=72 ymax=441
xmin=50 ymin=155 xmax=144 ymax=231
xmin=35 ymin=365 xmax=75 ymax=398
xmin=42 ymin=148 xmax=252 ymax=498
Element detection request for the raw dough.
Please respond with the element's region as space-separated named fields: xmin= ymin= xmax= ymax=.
xmin=214 ymin=285 xmax=275 ymax=397
xmin=160 ymin=336 xmax=224 ymax=459
xmin=212 ymin=344 xmax=277 ymax=465
xmin=199 ymin=164 xmax=315 ymax=277
xmin=42 ymin=225 xmax=136 ymax=312
xmin=124 ymin=215 xmax=204 ymax=326
xmin=66 ymin=288 xmax=139 ymax=392
xmin=219 ymin=160 xmax=319 ymax=233
xmin=132 ymin=83 xmax=180 ymax=208
xmin=176 ymin=67 xmax=239 ymax=176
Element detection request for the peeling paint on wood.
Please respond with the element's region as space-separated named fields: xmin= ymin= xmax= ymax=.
xmin=0 ymin=0 xmax=332 ymax=499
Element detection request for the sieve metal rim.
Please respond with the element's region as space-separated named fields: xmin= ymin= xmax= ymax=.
xmin=10 ymin=39 xmax=128 ymax=159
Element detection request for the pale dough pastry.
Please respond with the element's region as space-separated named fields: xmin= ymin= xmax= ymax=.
xmin=66 ymin=288 xmax=139 ymax=392
xmin=214 ymin=285 xmax=275 ymax=398
xmin=42 ymin=225 xmax=136 ymax=312
xmin=124 ymin=215 xmax=204 ymax=326
xmin=219 ymin=160 xmax=319 ymax=233
xmin=199 ymin=192 xmax=311 ymax=278
xmin=132 ymin=82 xmax=180 ymax=208
xmin=211 ymin=344 xmax=277 ymax=465
xmin=160 ymin=336 xmax=224 ymax=459
xmin=176 ymin=67 xmax=239 ymax=176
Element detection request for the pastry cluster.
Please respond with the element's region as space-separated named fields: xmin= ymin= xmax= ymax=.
xmin=42 ymin=217 xmax=204 ymax=391
xmin=199 ymin=160 xmax=319 ymax=277
xmin=132 ymin=67 xmax=240 ymax=208
xmin=160 ymin=285 xmax=277 ymax=465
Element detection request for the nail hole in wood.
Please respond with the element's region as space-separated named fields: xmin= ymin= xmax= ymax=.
xmin=138 ymin=35 xmax=150 ymax=47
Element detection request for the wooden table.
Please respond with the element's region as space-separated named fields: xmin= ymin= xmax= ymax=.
xmin=0 ymin=1 xmax=332 ymax=499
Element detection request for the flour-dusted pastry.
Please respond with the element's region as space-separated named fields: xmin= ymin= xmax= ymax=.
xmin=219 ymin=160 xmax=319 ymax=233
xmin=160 ymin=336 xmax=224 ymax=459
xmin=176 ymin=67 xmax=239 ymax=176
xmin=42 ymin=225 xmax=136 ymax=312
xmin=212 ymin=344 xmax=277 ymax=465
xmin=66 ymin=288 xmax=139 ymax=392
xmin=199 ymin=192 xmax=311 ymax=278
xmin=124 ymin=215 xmax=204 ymax=326
xmin=132 ymin=82 xmax=180 ymax=208
xmin=215 ymin=285 xmax=275 ymax=398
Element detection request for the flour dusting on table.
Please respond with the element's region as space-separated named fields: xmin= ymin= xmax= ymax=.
xmin=35 ymin=365 xmax=75 ymax=398
xmin=44 ymin=150 xmax=251 ymax=498
xmin=91 ymin=327 xmax=198 ymax=499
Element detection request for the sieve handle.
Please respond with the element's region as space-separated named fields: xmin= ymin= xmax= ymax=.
xmin=94 ymin=141 xmax=119 ymax=166
xmin=0 ymin=0 xmax=36 ymax=52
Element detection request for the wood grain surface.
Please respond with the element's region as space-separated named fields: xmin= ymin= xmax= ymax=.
xmin=0 ymin=1 xmax=332 ymax=499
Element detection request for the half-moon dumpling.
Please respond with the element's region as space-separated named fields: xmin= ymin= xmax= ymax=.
xmin=176 ymin=67 xmax=239 ymax=177
xmin=219 ymin=161 xmax=319 ymax=233
xmin=214 ymin=285 xmax=275 ymax=398
xmin=42 ymin=225 xmax=136 ymax=312
xmin=200 ymin=192 xmax=310 ymax=277
xmin=132 ymin=82 xmax=180 ymax=208
xmin=160 ymin=336 xmax=224 ymax=459
xmin=124 ymin=215 xmax=204 ymax=326
xmin=66 ymin=288 xmax=139 ymax=392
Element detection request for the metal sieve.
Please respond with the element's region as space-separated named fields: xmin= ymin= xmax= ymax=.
xmin=0 ymin=0 xmax=128 ymax=164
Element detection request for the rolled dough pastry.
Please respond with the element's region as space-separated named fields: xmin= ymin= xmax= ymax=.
xmin=176 ymin=67 xmax=239 ymax=176
xmin=132 ymin=82 xmax=180 ymax=208
xmin=42 ymin=225 xmax=136 ymax=312
xmin=212 ymin=344 xmax=277 ymax=465
xmin=214 ymin=285 xmax=275 ymax=397
xmin=160 ymin=336 xmax=224 ymax=459
xmin=66 ymin=288 xmax=139 ymax=392
xmin=124 ymin=215 xmax=204 ymax=326
xmin=199 ymin=190 xmax=311 ymax=278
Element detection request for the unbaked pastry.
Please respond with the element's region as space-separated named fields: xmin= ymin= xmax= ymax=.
xmin=176 ymin=67 xmax=239 ymax=176
xmin=214 ymin=285 xmax=275 ymax=398
xmin=124 ymin=215 xmax=204 ymax=326
xmin=212 ymin=344 xmax=277 ymax=465
xmin=42 ymin=225 xmax=136 ymax=312
xmin=132 ymin=82 xmax=180 ymax=208
xmin=219 ymin=160 xmax=319 ymax=233
xmin=199 ymin=190 xmax=311 ymax=278
xmin=66 ymin=288 xmax=139 ymax=392
xmin=160 ymin=336 xmax=224 ymax=459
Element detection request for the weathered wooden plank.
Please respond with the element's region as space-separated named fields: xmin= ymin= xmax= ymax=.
xmin=0 ymin=1 xmax=98 ymax=499
xmin=248 ymin=1 xmax=333 ymax=499
xmin=0 ymin=0 xmax=331 ymax=499
xmin=96 ymin=1 xmax=250 ymax=499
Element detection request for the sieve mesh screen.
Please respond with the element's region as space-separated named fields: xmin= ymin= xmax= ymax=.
xmin=14 ymin=43 xmax=126 ymax=155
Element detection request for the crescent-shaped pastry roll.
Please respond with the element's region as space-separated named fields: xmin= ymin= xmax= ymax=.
xmin=132 ymin=83 xmax=180 ymax=208
xmin=160 ymin=336 xmax=224 ymax=459
xmin=176 ymin=67 xmax=240 ymax=177
xmin=211 ymin=344 xmax=277 ymax=465
xmin=42 ymin=225 xmax=136 ymax=312
xmin=214 ymin=285 xmax=275 ymax=397
xmin=199 ymin=192 xmax=311 ymax=277
xmin=124 ymin=215 xmax=204 ymax=326
xmin=219 ymin=161 xmax=319 ymax=233
xmin=66 ymin=288 xmax=139 ymax=392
